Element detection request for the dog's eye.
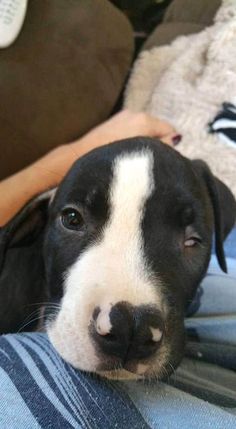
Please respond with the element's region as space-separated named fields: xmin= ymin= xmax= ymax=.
xmin=184 ymin=226 xmax=202 ymax=248
xmin=61 ymin=208 xmax=84 ymax=231
xmin=184 ymin=236 xmax=202 ymax=247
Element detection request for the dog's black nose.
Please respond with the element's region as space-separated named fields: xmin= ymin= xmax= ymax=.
xmin=92 ymin=302 xmax=164 ymax=361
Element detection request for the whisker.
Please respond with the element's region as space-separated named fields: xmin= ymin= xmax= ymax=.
xmin=163 ymin=366 xmax=171 ymax=383
xmin=21 ymin=304 xmax=60 ymax=323
xmin=17 ymin=314 xmax=46 ymax=333
xmin=27 ymin=302 xmax=60 ymax=307
xmin=17 ymin=304 xmax=60 ymax=333
xmin=19 ymin=308 xmax=42 ymax=327
xmin=25 ymin=303 xmax=61 ymax=315
xmin=166 ymin=362 xmax=176 ymax=384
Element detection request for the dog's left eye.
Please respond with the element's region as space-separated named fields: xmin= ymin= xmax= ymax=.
xmin=184 ymin=236 xmax=202 ymax=247
xmin=184 ymin=226 xmax=202 ymax=248
xmin=61 ymin=208 xmax=84 ymax=231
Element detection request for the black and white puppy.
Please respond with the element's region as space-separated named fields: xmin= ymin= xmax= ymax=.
xmin=0 ymin=138 xmax=235 ymax=380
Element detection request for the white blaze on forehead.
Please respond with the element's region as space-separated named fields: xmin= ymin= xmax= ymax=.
xmin=67 ymin=149 xmax=159 ymax=308
xmin=48 ymin=150 xmax=165 ymax=372
xmin=109 ymin=150 xmax=154 ymax=248
xmin=93 ymin=149 xmax=158 ymax=306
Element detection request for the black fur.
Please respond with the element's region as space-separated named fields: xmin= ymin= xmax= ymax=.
xmin=0 ymin=138 xmax=235 ymax=375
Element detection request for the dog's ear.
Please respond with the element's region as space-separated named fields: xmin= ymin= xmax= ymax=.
xmin=192 ymin=160 xmax=236 ymax=273
xmin=0 ymin=189 xmax=56 ymax=271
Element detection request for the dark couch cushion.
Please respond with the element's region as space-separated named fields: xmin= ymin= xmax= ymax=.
xmin=143 ymin=0 xmax=221 ymax=50
xmin=0 ymin=0 xmax=134 ymax=179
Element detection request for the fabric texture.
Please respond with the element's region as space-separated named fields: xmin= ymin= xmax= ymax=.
xmin=124 ymin=0 xmax=236 ymax=198
xmin=0 ymin=0 xmax=134 ymax=180
xmin=209 ymin=102 xmax=236 ymax=147
xmin=0 ymin=227 xmax=236 ymax=429
xmin=143 ymin=0 xmax=221 ymax=50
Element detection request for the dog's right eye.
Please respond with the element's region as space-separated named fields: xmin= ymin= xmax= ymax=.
xmin=61 ymin=208 xmax=84 ymax=231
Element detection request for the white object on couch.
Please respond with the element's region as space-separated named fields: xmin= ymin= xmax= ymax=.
xmin=0 ymin=0 xmax=28 ymax=48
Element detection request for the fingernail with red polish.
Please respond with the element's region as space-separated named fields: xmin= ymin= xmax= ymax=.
xmin=172 ymin=134 xmax=182 ymax=146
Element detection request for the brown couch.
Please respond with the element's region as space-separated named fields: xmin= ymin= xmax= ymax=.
xmin=0 ymin=0 xmax=221 ymax=180
xmin=0 ymin=0 xmax=134 ymax=180
xmin=143 ymin=0 xmax=221 ymax=50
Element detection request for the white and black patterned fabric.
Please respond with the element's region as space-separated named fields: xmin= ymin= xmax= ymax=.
xmin=209 ymin=103 xmax=236 ymax=147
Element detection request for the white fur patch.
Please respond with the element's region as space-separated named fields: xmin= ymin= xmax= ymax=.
xmin=98 ymin=369 xmax=141 ymax=380
xmin=151 ymin=327 xmax=163 ymax=342
xmin=35 ymin=188 xmax=57 ymax=205
xmin=95 ymin=308 xmax=112 ymax=336
xmin=48 ymin=150 xmax=165 ymax=372
xmin=137 ymin=363 xmax=149 ymax=375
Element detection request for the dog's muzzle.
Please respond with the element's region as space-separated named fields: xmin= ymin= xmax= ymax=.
xmin=90 ymin=302 xmax=164 ymax=371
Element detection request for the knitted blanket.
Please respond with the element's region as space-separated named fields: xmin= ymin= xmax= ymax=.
xmin=124 ymin=0 xmax=236 ymax=197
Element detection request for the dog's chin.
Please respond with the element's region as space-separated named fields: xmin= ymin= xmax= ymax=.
xmin=96 ymin=361 xmax=155 ymax=380
xmin=98 ymin=369 xmax=142 ymax=380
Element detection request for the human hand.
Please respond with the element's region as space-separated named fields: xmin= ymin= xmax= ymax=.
xmin=72 ymin=110 xmax=181 ymax=152
xmin=0 ymin=110 xmax=181 ymax=225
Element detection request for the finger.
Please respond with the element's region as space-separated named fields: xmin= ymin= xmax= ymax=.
xmin=160 ymin=133 xmax=182 ymax=146
xmin=161 ymin=135 xmax=174 ymax=146
xmin=149 ymin=117 xmax=177 ymax=137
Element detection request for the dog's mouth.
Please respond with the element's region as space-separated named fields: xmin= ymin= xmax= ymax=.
xmin=98 ymin=368 xmax=143 ymax=380
xmin=95 ymin=354 xmax=176 ymax=380
xmin=96 ymin=356 xmax=151 ymax=379
xmin=48 ymin=321 xmax=181 ymax=381
xmin=47 ymin=304 xmax=185 ymax=381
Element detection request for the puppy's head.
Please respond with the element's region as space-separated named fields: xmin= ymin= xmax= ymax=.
xmin=1 ymin=138 xmax=235 ymax=380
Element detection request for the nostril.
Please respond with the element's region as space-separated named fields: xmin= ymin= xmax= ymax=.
xmin=91 ymin=303 xmax=165 ymax=362
xmin=144 ymin=339 xmax=158 ymax=347
xmin=101 ymin=333 xmax=116 ymax=341
xmin=125 ymin=306 xmax=165 ymax=360
xmin=91 ymin=303 xmax=133 ymax=360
